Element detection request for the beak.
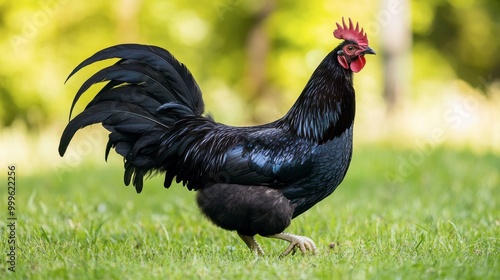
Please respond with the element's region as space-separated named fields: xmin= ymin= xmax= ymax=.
xmin=362 ymin=47 xmax=376 ymax=55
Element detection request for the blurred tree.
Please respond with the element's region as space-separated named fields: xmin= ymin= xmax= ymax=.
xmin=381 ymin=0 xmax=411 ymax=110
xmin=114 ymin=0 xmax=141 ymax=41
xmin=244 ymin=0 xmax=275 ymax=123
xmin=412 ymin=0 xmax=500 ymax=92
xmin=0 ymin=0 xmax=499 ymax=129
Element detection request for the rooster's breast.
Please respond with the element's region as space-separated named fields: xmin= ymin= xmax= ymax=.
xmin=282 ymin=125 xmax=354 ymax=217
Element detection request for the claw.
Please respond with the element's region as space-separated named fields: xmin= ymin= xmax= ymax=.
xmin=270 ymin=232 xmax=317 ymax=257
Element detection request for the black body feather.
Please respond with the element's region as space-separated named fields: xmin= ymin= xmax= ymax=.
xmin=60 ymin=41 xmax=357 ymax=238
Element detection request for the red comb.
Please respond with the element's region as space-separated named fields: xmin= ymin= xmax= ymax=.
xmin=333 ymin=17 xmax=368 ymax=46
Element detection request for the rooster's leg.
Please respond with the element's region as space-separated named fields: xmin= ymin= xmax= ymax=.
xmin=238 ymin=234 xmax=265 ymax=256
xmin=269 ymin=232 xmax=317 ymax=257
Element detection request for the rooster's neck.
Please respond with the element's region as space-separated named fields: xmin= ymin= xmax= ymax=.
xmin=279 ymin=51 xmax=356 ymax=144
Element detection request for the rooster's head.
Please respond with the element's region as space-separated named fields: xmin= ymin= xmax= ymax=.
xmin=333 ymin=18 xmax=375 ymax=73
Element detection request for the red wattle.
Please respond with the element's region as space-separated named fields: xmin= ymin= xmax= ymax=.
xmin=337 ymin=56 xmax=349 ymax=70
xmin=350 ymin=56 xmax=366 ymax=73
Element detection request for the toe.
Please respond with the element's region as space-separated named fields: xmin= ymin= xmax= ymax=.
xmin=270 ymin=232 xmax=317 ymax=257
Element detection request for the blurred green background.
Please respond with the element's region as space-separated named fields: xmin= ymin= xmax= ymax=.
xmin=0 ymin=2 xmax=499 ymax=278
xmin=0 ymin=0 xmax=499 ymax=171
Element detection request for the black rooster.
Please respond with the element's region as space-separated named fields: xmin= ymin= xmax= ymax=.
xmin=59 ymin=18 xmax=374 ymax=256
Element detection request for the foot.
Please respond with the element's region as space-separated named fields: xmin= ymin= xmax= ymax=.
xmin=270 ymin=232 xmax=317 ymax=257
xmin=238 ymin=234 xmax=265 ymax=256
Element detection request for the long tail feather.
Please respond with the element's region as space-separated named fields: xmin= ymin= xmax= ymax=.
xmin=59 ymin=102 xmax=155 ymax=156
xmin=60 ymin=44 xmax=207 ymax=193
xmin=70 ymin=63 xmax=182 ymax=119
xmin=66 ymin=44 xmax=204 ymax=115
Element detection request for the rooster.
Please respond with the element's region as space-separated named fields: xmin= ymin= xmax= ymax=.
xmin=59 ymin=18 xmax=375 ymax=256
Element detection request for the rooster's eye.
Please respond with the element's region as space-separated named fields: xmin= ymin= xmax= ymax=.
xmin=344 ymin=45 xmax=356 ymax=55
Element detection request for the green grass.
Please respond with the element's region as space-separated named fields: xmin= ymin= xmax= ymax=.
xmin=1 ymin=146 xmax=499 ymax=279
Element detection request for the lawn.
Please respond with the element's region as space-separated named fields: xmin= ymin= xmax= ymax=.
xmin=1 ymin=145 xmax=499 ymax=279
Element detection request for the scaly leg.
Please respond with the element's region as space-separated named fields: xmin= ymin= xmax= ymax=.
xmin=269 ymin=232 xmax=317 ymax=257
xmin=238 ymin=234 xmax=265 ymax=256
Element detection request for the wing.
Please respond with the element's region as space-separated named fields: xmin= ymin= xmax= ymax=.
xmin=219 ymin=128 xmax=316 ymax=187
